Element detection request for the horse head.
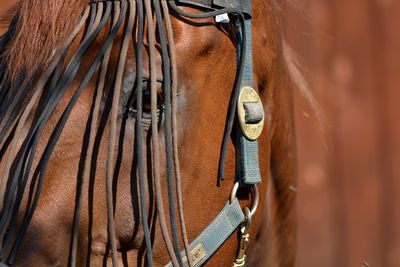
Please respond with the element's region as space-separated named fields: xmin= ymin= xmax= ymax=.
xmin=0 ymin=0 xmax=298 ymax=266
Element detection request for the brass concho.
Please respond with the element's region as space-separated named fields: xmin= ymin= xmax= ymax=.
xmin=237 ymin=86 xmax=265 ymax=140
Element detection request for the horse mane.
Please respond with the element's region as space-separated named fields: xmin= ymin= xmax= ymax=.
xmin=0 ymin=0 xmax=87 ymax=83
xmin=269 ymin=0 xmax=322 ymax=121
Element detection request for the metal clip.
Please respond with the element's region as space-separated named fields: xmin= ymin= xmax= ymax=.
xmin=233 ymin=208 xmax=251 ymax=267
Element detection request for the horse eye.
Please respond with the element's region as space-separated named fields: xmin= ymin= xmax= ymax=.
xmin=127 ymin=79 xmax=165 ymax=116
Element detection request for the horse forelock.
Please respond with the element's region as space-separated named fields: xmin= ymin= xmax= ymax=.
xmin=1 ymin=0 xmax=88 ymax=84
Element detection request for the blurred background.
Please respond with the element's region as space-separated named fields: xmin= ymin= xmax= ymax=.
xmin=1 ymin=1 xmax=399 ymax=266
xmin=284 ymin=1 xmax=400 ymax=267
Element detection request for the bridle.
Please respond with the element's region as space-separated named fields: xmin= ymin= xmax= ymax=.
xmin=0 ymin=0 xmax=266 ymax=266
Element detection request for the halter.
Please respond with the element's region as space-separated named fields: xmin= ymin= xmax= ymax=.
xmin=0 ymin=0 xmax=265 ymax=266
xmin=166 ymin=2 xmax=264 ymax=266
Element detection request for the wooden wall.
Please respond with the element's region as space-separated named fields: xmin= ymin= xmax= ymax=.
xmin=1 ymin=0 xmax=399 ymax=266
xmin=284 ymin=1 xmax=400 ymax=266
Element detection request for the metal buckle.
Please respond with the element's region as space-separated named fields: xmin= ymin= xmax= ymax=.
xmin=237 ymin=86 xmax=265 ymax=141
xmin=230 ymin=181 xmax=259 ymax=217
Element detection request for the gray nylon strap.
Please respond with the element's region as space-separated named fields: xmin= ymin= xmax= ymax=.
xmin=175 ymin=0 xmax=212 ymax=9
xmin=238 ymin=17 xmax=262 ymax=185
xmin=175 ymin=0 xmax=252 ymax=15
xmin=165 ymin=198 xmax=245 ymax=267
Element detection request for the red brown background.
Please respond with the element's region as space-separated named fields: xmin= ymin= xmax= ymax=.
xmin=1 ymin=1 xmax=399 ymax=266
xmin=285 ymin=1 xmax=400 ymax=266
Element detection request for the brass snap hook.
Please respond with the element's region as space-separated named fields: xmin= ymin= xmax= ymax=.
xmin=232 ymin=207 xmax=252 ymax=267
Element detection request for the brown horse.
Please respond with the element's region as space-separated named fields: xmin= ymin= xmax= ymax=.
xmin=0 ymin=0 xmax=298 ymax=266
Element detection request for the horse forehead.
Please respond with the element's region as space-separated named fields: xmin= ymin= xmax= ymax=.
xmin=173 ymin=19 xmax=192 ymax=49
xmin=171 ymin=16 xmax=218 ymax=52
